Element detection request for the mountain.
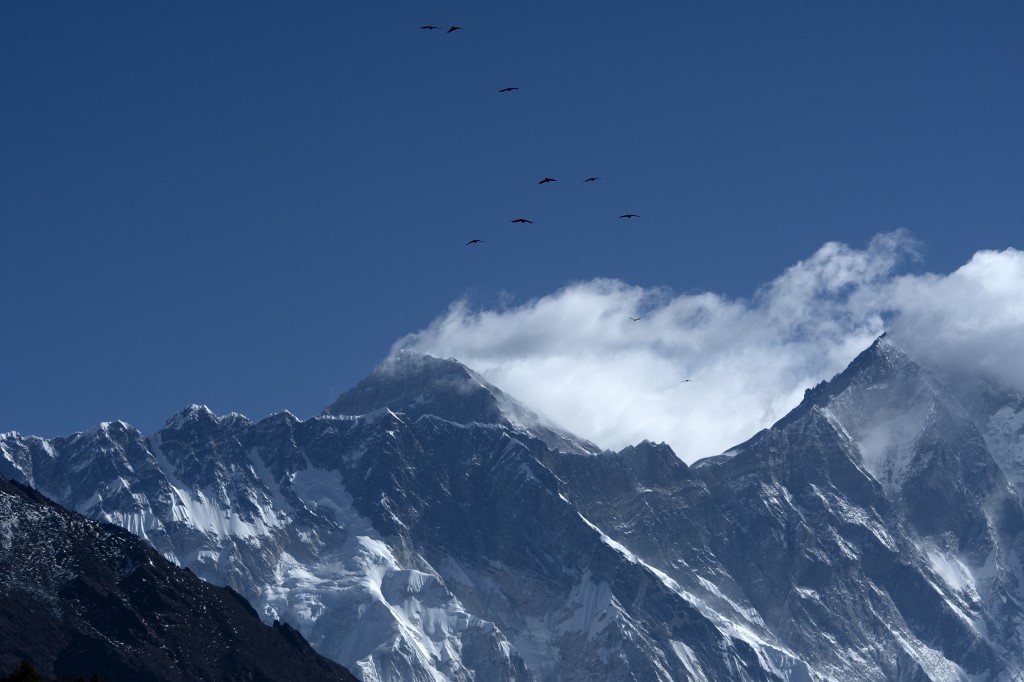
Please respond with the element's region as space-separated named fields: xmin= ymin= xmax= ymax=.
xmin=547 ymin=335 xmax=1024 ymax=680
xmin=2 ymin=355 xmax=785 ymax=681
xmin=0 ymin=473 xmax=357 ymax=681
xmin=325 ymin=350 xmax=601 ymax=456
xmin=3 ymin=337 xmax=1024 ymax=680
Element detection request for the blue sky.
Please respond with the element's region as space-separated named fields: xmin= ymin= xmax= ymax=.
xmin=2 ymin=2 xmax=1022 ymax=440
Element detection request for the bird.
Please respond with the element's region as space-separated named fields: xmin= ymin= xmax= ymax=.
xmin=420 ymin=25 xmax=440 ymax=30
xmin=538 ymin=177 xmax=556 ymax=184
xmin=680 ymin=379 xmax=693 ymax=383
xmin=466 ymin=239 xmax=483 ymax=245
xmin=619 ymin=213 xmax=640 ymax=218
xmin=629 ymin=316 xmax=642 ymax=322
xmin=498 ymin=87 xmax=519 ymax=93
xmin=511 ymin=218 xmax=533 ymax=224
xmin=447 ymin=26 xmax=462 ymax=33
xmin=584 ymin=177 xmax=599 ymax=182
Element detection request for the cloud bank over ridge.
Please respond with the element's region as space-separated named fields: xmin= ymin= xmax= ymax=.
xmin=397 ymin=231 xmax=1024 ymax=461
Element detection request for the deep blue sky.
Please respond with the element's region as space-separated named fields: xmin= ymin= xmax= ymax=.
xmin=2 ymin=2 xmax=1022 ymax=437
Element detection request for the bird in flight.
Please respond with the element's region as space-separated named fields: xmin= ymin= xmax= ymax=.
xmin=584 ymin=177 xmax=599 ymax=182
xmin=619 ymin=214 xmax=640 ymax=218
xmin=447 ymin=26 xmax=462 ymax=33
xmin=511 ymin=218 xmax=533 ymax=224
xmin=538 ymin=177 xmax=556 ymax=184
xmin=629 ymin=316 xmax=641 ymax=322
xmin=498 ymin=87 xmax=519 ymax=92
xmin=681 ymin=379 xmax=693 ymax=383
xmin=420 ymin=25 xmax=440 ymax=30
xmin=466 ymin=239 xmax=483 ymax=245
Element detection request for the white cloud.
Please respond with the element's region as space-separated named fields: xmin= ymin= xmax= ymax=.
xmin=396 ymin=232 xmax=1024 ymax=462
xmin=886 ymin=248 xmax=1024 ymax=387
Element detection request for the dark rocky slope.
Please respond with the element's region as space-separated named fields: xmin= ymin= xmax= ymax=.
xmin=0 ymin=474 xmax=357 ymax=682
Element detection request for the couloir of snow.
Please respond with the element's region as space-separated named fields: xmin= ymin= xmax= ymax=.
xmin=257 ymin=466 xmax=514 ymax=682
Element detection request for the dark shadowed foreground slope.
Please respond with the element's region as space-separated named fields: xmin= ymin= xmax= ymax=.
xmin=0 ymin=474 xmax=358 ymax=682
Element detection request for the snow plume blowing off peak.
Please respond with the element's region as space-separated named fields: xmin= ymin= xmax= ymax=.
xmin=397 ymin=231 xmax=1024 ymax=462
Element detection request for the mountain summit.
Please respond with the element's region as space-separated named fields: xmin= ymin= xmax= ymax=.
xmin=325 ymin=351 xmax=509 ymax=424
xmin=325 ymin=350 xmax=600 ymax=454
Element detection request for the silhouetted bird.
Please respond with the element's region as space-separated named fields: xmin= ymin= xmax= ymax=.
xmin=619 ymin=214 xmax=640 ymax=218
xmin=538 ymin=177 xmax=556 ymax=184
xmin=511 ymin=218 xmax=533 ymax=224
xmin=681 ymin=379 xmax=693 ymax=383
xmin=466 ymin=239 xmax=483 ymax=245
xmin=629 ymin=316 xmax=642 ymax=322
xmin=420 ymin=25 xmax=439 ymax=30
xmin=498 ymin=87 xmax=519 ymax=92
xmin=584 ymin=177 xmax=599 ymax=182
xmin=447 ymin=26 xmax=462 ymax=33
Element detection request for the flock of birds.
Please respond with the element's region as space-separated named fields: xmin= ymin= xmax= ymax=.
xmin=419 ymin=22 xmax=667 ymax=337
xmin=418 ymin=24 xmax=641 ymax=247
xmin=463 ymin=176 xmax=642 ymax=246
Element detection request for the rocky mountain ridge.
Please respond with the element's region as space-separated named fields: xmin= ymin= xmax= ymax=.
xmin=4 ymin=336 xmax=1024 ymax=680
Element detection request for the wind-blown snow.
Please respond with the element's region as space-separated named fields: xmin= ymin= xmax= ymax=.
xmin=854 ymin=400 xmax=933 ymax=494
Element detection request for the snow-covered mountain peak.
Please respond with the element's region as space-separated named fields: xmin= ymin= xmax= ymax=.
xmin=325 ymin=351 xmax=601 ymax=455
xmin=868 ymin=331 xmax=904 ymax=359
xmin=324 ymin=352 xmax=498 ymax=421
xmin=771 ymin=334 xmax=938 ymax=435
xmin=161 ymin=403 xmax=239 ymax=431
xmin=155 ymin=404 xmax=255 ymax=453
xmin=66 ymin=418 xmax=139 ymax=443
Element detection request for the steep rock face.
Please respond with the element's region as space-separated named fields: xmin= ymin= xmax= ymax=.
xmin=697 ymin=409 xmax=1002 ymax=681
xmin=546 ymin=417 xmax=1004 ymax=680
xmin=541 ymin=337 xmax=1024 ymax=681
xmin=325 ymin=414 xmax=780 ymax=682
xmin=792 ymin=337 xmax=1010 ymax=550
xmin=790 ymin=337 xmax=1024 ymax=668
xmin=0 ymin=473 xmax=357 ymax=681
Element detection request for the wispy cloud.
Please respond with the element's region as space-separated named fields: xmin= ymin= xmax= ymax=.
xmin=396 ymin=231 xmax=1024 ymax=461
xmin=884 ymin=248 xmax=1024 ymax=387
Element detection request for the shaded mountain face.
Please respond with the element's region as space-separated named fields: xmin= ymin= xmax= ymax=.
xmin=325 ymin=351 xmax=509 ymax=426
xmin=964 ymin=385 xmax=1024 ymax=497
xmin=325 ymin=350 xmax=601 ymax=456
xmin=4 ymin=340 xmax=1024 ymax=680
xmin=547 ymin=336 xmax=1024 ymax=681
xmin=0 ymin=474 xmax=357 ymax=682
